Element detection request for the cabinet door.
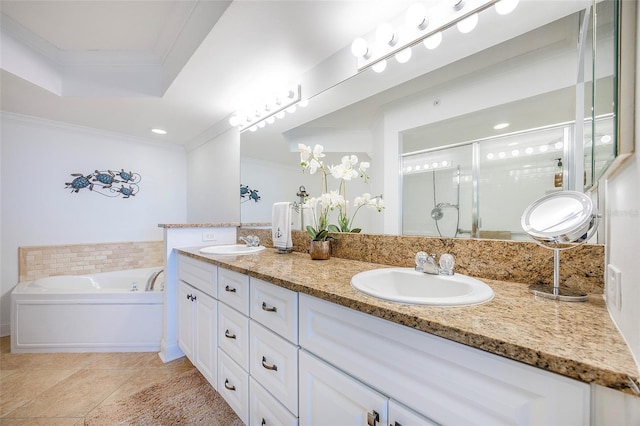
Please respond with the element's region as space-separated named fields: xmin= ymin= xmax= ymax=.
xmin=299 ymin=350 xmax=387 ymax=426
xmin=177 ymin=281 xmax=194 ymax=361
xmin=194 ymin=288 xmax=217 ymax=389
xmin=218 ymin=348 xmax=249 ymax=424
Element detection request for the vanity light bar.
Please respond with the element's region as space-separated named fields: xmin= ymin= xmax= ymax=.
xmin=231 ymin=85 xmax=302 ymax=133
xmin=353 ymin=0 xmax=503 ymax=72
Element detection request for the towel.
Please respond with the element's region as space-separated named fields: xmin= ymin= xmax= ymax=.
xmin=272 ymin=202 xmax=293 ymax=250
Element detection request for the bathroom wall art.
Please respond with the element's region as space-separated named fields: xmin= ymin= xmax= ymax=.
xmin=65 ymin=169 xmax=141 ymax=198
xmin=240 ymin=184 xmax=261 ymax=202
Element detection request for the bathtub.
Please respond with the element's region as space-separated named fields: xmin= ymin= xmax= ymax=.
xmin=11 ymin=267 xmax=164 ymax=353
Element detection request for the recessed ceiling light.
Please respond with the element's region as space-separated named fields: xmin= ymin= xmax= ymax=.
xmin=151 ymin=128 xmax=167 ymax=135
xmin=493 ymin=122 xmax=510 ymax=130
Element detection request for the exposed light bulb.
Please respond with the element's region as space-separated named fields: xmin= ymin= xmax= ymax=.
xmin=600 ymin=134 xmax=612 ymax=144
xmin=351 ymin=38 xmax=369 ymax=58
xmin=372 ymin=60 xmax=387 ymax=73
xmin=266 ymin=116 xmax=276 ymax=124
xmin=423 ymin=32 xmax=442 ymax=50
xmin=457 ymin=13 xmax=478 ymax=33
xmin=486 ymin=153 xmax=494 ymax=160
xmin=276 ymin=111 xmax=285 ymax=119
xmin=539 ymin=145 xmax=548 ymax=152
xmin=286 ymin=105 xmax=297 ymax=113
xmin=151 ymin=128 xmax=167 ymax=135
xmin=555 ymin=141 xmax=564 ymax=149
xmin=299 ymin=99 xmax=309 ymax=107
xmin=395 ymin=48 xmax=412 ymax=64
xmin=512 ymin=149 xmax=520 ymax=157
xmin=228 ymin=116 xmax=240 ymax=127
xmin=525 ymin=147 xmax=534 ymax=155
xmin=495 ymin=0 xmax=519 ymax=15
xmin=249 ymin=126 xmax=258 ymax=132
xmin=376 ymin=23 xmax=397 ymax=46
xmin=498 ymin=152 xmax=506 ymax=159
xmin=406 ymin=3 xmax=428 ymax=30
xmin=257 ymin=121 xmax=266 ymax=128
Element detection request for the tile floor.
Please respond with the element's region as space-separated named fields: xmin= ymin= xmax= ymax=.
xmin=0 ymin=336 xmax=195 ymax=425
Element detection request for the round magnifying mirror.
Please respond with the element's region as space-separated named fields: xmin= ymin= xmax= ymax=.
xmin=520 ymin=191 xmax=598 ymax=302
xmin=521 ymin=191 xmax=597 ymax=246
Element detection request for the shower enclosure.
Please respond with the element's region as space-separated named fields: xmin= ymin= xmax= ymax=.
xmin=401 ymin=117 xmax=614 ymax=240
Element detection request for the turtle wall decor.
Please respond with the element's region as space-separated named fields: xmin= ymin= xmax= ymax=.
xmin=240 ymin=184 xmax=261 ymax=203
xmin=65 ymin=169 xmax=141 ymax=198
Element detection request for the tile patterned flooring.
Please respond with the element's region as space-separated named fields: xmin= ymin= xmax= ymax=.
xmin=0 ymin=337 xmax=195 ymax=425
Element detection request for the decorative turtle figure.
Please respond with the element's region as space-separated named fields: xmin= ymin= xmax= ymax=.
xmin=249 ymin=189 xmax=260 ymax=202
xmin=118 ymin=185 xmax=136 ymax=198
xmin=118 ymin=169 xmax=135 ymax=182
xmin=65 ymin=173 xmax=94 ymax=193
xmin=93 ymin=170 xmax=118 ymax=188
xmin=240 ymin=184 xmax=250 ymax=198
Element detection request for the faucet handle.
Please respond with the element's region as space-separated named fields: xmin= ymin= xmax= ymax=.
xmin=415 ymin=251 xmax=428 ymax=271
xmin=439 ymin=253 xmax=455 ymax=275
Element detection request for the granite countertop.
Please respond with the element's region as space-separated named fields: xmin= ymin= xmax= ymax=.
xmin=158 ymin=223 xmax=241 ymax=228
xmin=176 ymin=247 xmax=640 ymax=396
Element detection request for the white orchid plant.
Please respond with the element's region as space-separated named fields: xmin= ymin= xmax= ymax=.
xmin=298 ymin=144 xmax=384 ymax=241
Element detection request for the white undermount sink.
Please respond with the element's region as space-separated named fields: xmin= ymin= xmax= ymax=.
xmin=351 ymin=267 xmax=494 ymax=306
xmin=199 ymin=244 xmax=265 ymax=255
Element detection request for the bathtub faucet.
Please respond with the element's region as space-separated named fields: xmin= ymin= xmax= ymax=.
xmin=145 ymin=269 xmax=163 ymax=291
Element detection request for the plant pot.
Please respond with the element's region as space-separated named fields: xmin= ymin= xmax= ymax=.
xmin=309 ymin=240 xmax=331 ymax=260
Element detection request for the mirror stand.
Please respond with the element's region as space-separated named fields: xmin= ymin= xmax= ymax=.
xmin=528 ymin=248 xmax=588 ymax=302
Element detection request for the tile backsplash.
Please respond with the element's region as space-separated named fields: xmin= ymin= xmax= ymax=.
xmin=19 ymin=241 xmax=163 ymax=282
xmin=238 ymin=228 xmax=605 ymax=294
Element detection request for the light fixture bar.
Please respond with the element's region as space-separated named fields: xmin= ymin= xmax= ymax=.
xmin=237 ymin=85 xmax=302 ymax=133
xmin=355 ymin=0 xmax=500 ymax=71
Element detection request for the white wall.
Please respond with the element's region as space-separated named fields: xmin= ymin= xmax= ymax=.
xmin=187 ymin=129 xmax=240 ymax=223
xmin=603 ymin=8 xmax=640 ymax=367
xmin=0 ymin=113 xmax=187 ymax=335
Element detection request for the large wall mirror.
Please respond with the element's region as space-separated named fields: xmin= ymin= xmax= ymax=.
xmin=240 ymin=0 xmax=627 ymax=241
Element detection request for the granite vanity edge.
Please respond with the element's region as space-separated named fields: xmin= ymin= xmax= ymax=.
xmin=174 ymin=248 xmax=640 ymax=396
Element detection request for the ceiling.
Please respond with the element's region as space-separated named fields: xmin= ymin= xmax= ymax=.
xmin=0 ymin=0 xmax=418 ymax=147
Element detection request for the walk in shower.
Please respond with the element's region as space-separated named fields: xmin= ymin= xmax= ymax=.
xmin=401 ymin=116 xmax=614 ymax=240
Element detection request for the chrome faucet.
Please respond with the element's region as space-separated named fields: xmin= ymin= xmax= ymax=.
xmin=145 ymin=269 xmax=164 ymax=291
xmin=239 ymin=235 xmax=260 ymax=247
xmin=415 ymin=252 xmax=455 ymax=275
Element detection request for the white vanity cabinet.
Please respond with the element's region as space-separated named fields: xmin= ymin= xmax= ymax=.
xmin=299 ymin=294 xmax=591 ymax=426
xmin=177 ymin=255 xmax=218 ymax=388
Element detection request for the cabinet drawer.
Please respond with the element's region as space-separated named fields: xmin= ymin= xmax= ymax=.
xmin=218 ymin=302 xmax=249 ymax=371
xmin=250 ymin=320 xmax=299 ymax=416
xmin=177 ymin=254 xmax=217 ymax=297
xmin=217 ymin=349 xmax=249 ymax=425
xmin=250 ymin=377 xmax=299 ymax=426
xmin=218 ymin=268 xmax=250 ymax=315
xmin=250 ymin=278 xmax=298 ymax=343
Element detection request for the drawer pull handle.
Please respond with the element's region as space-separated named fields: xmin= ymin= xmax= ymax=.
xmin=186 ymin=294 xmax=192 ymax=301
xmin=367 ymin=410 xmax=379 ymax=426
xmin=225 ymin=285 xmax=236 ymax=293
xmin=224 ymin=379 xmax=236 ymax=391
xmin=392 ymin=422 xmax=402 ymax=426
xmin=261 ymin=419 xmax=266 ymax=426
xmin=224 ymin=329 xmax=236 ymax=339
xmin=261 ymin=302 xmax=277 ymax=312
xmin=261 ymin=356 xmax=278 ymax=371
xmin=191 ymin=294 xmax=196 ymax=301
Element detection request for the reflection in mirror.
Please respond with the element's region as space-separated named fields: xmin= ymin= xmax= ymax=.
xmin=400 ymin=4 xmax=614 ymax=239
xmin=240 ymin=0 xmax=618 ymax=241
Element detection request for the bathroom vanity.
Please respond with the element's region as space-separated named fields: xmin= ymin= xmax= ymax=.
xmin=173 ymin=247 xmax=640 ymax=425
